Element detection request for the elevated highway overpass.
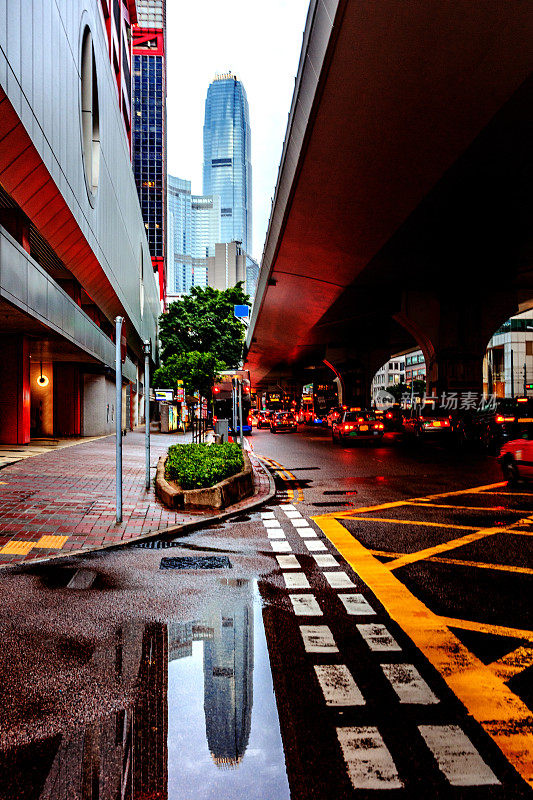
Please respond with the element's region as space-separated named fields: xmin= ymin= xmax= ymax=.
xmin=244 ymin=0 xmax=533 ymax=401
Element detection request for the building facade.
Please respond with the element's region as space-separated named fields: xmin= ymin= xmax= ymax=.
xmin=167 ymin=175 xmax=221 ymax=301
xmin=132 ymin=0 xmax=167 ymax=303
xmin=207 ymin=242 xmax=259 ymax=297
xmin=0 ymin=1 xmax=160 ymax=443
xmin=203 ymin=74 xmax=252 ymax=255
xmin=483 ymin=312 xmax=533 ymax=397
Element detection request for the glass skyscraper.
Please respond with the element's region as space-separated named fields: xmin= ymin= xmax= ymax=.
xmin=167 ymin=175 xmax=220 ymax=301
xmin=203 ymin=73 xmax=252 ymax=255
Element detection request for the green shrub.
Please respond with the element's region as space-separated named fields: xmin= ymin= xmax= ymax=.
xmin=165 ymin=442 xmax=244 ymax=490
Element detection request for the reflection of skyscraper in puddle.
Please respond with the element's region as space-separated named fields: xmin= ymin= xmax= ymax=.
xmin=203 ymin=578 xmax=254 ymax=768
xmin=0 ymin=621 xmax=169 ymax=800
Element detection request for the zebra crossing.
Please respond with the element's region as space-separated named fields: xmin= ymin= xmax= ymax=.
xmin=260 ymin=504 xmax=502 ymax=792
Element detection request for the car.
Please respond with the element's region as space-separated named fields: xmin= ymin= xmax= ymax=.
xmin=326 ymin=406 xmax=344 ymax=427
xmin=456 ymin=398 xmax=533 ymax=452
xmin=402 ymin=405 xmax=452 ymax=438
xmin=499 ymin=426 xmax=533 ymax=483
xmin=331 ymin=409 xmax=384 ymax=443
xmin=270 ymin=411 xmax=298 ymax=433
xmin=257 ymin=410 xmax=273 ymax=429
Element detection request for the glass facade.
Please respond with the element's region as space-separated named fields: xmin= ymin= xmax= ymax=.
xmin=167 ymin=175 xmax=220 ymax=297
xmin=132 ymin=53 xmax=164 ymax=258
xmin=203 ymin=74 xmax=252 ymax=254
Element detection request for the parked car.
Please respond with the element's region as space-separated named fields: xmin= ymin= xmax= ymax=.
xmin=402 ymin=405 xmax=452 ymax=438
xmin=270 ymin=411 xmax=298 ymax=434
xmin=457 ymin=398 xmax=533 ymax=452
xmin=257 ymin=410 xmax=273 ymax=429
xmin=499 ymin=426 xmax=533 ymax=483
xmin=331 ymin=409 xmax=384 ymax=443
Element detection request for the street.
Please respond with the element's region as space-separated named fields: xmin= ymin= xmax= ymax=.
xmin=0 ymin=426 xmax=531 ymax=798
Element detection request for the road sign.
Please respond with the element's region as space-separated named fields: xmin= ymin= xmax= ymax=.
xmin=234 ymin=304 xmax=249 ymax=319
xmin=155 ymin=389 xmax=173 ymax=402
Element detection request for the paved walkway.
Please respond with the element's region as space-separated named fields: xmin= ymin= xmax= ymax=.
xmin=0 ymin=430 xmax=271 ymax=568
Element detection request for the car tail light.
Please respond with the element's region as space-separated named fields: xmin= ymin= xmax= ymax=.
xmin=213 ymin=416 xmax=217 ymax=424
xmin=213 ymin=387 xmax=220 ymax=394
xmin=358 ymin=417 xmax=364 ymax=422
xmin=386 ymin=412 xmax=393 ymax=419
xmin=343 ymin=423 xmax=355 ymax=431
xmin=374 ymin=423 xmax=384 ymax=430
xmin=248 ymin=414 xmax=252 ymax=424
xmin=496 ymin=415 xmax=515 ymax=423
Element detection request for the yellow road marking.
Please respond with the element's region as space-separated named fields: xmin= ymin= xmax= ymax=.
xmin=409 ymin=502 xmax=531 ymax=514
xmin=385 ymin=527 xmax=504 ymax=571
xmin=438 ymin=616 xmax=533 ymax=644
xmin=489 ymin=646 xmax=533 ymax=683
xmin=369 ymin=549 xmax=533 ymax=576
xmin=34 ymin=535 xmax=69 ymax=549
xmin=349 ymin=516 xmax=481 ymax=531
xmin=480 ymin=491 xmax=533 ymax=497
xmin=0 ymin=540 xmax=35 ymax=555
xmin=313 ymin=515 xmax=533 ymax=787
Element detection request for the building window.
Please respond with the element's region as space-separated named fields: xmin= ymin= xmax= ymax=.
xmin=80 ymin=27 xmax=100 ymax=201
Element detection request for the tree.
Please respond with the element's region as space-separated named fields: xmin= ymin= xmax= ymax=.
xmin=159 ymin=283 xmax=250 ymax=367
xmin=152 ymin=351 xmax=224 ymax=400
xmin=386 ymin=380 xmax=426 ymax=403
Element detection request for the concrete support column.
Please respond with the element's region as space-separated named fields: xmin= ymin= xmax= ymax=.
xmin=0 ymin=334 xmax=30 ymax=444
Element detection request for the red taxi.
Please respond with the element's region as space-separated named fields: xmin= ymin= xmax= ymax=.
xmin=499 ymin=428 xmax=533 ymax=484
xmin=332 ymin=409 xmax=384 ymax=443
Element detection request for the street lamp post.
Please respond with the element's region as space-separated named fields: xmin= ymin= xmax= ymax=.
xmin=143 ymin=339 xmax=151 ymax=491
xmin=115 ymin=316 xmax=124 ymax=523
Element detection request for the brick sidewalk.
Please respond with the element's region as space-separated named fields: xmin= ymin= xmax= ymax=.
xmin=0 ymin=431 xmax=272 ymax=568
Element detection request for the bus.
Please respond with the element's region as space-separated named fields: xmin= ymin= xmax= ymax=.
xmin=213 ymin=369 xmax=253 ymax=436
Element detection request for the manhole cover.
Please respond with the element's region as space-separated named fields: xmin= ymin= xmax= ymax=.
xmin=159 ymin=556 xmax=232 ymax=570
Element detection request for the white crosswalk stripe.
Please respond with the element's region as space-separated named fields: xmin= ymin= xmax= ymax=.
xmin=281 ymin=504 xmax=296 ymax=510
xmin=267 ymin=529 xmax=286 ymax=539
xmin=314 ymin=665 xmax=365 ymax=706
xmin=295 ymin=528 xmax=318 ymax=538
xmin=357 ymin=623 xmax=401 ymax=652
xmin=381 ymin=664 xmax=439 ymax=705
xmin=261 ymin=511 xmax=276 ymax=519
xmin=283 ymin=509 xmax=302 ymax=518
xmin=270 ymin=540 xmax=292 ymax=552
xmin=263 ymin=519 xmax=281 ymax=528
xmin=276 ymin=554 xmax=300 ymax=569
xmin=338 ymin=593 xmax=375 ymax=615
xmin=290 ymin=594 xmax=323 ymax=616
xmin=300 ymin=625 xmax=338 ymax=652
xmin=324 ymin=571 xmax=356 ymax=589
xmin=418 ymin=725 xmax=500 ymax=786
xmin=313 ymin=553 xmax=339 ymax=568
xmin=291 ymin=518 xmax=311 ymax=528
xmin=303 ymin=539 xmax=327 ymax=552
xmin=337 ymin=727 xmax=403 ymax=790
xmin=283 ymin=572 xmax=310 ymax=589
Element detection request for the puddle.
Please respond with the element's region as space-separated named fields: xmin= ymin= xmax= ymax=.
xmin=0 ymin=580 xmax=290 ymax=799
xmin=167 ymin=580 xmax=289 ymax=798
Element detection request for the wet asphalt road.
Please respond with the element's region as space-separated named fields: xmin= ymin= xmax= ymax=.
xmin=0 ymin=425 xmax=532 ymax=798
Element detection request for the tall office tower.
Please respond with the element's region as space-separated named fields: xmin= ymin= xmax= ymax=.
xmin=132 ymin=0 xmax=167 ymax=305
xmin=203 ymin=73 xmax=252 ymax=255
xmin=167 ymin=175 xmax=220 ymax=301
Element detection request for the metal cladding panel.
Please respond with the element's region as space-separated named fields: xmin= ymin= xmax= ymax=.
xmin=0 ymin=228 xmax=131 ymax=375
xmin=0 ymin=0 xmax=160 ymax=358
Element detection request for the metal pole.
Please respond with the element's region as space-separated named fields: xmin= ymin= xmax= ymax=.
xmin=510 ymin=348 xmax=514 ymax=399
xmin=115 ymin=316 xmax=124 ymax=523
xmin=238 ymin=379 xmax=244 ymax=449
xmin=232 ymin=380 xmax=237 ymax=436
xmin=524 ymin=363 xmax=527 ymax=397
xmin=143 ymin=340 xmax=151 ymax=491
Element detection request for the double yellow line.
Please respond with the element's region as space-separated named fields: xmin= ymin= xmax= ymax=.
xmin=258 ymin=456 xmax=304 ymax=503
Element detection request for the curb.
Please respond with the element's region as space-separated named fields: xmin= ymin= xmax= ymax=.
xmin=0 ymin=454 xmax=277 ymax=572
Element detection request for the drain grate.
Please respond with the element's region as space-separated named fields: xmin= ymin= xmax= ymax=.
xmin=130 ymin=540 xmax=184 ymax=549
xmin=323 ymin=490 xmax=357 ymax=496
xmin=160 ymin=556 xmax=232 ymax=570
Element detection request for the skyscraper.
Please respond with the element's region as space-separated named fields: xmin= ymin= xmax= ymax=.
xmin=132 ymin=0 xmax=167 ymax=303
xmin=203 ymin=73 xmax=252 ymax=255
xmin=167 ymin=175 xmax=220 ymax=301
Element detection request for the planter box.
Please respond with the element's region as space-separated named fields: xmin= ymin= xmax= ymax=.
xmin=156 ymin=451 xmax=253 ymax=511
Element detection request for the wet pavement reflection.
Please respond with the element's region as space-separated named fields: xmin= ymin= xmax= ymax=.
xmin=0 ymin=577 xmax=289 ymax=800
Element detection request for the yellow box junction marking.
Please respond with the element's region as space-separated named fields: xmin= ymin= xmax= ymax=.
xmin=0 ymin=541 xmax=35 ymax=555
xmin=312 ymin=515 xmax=533 ymax=788
xmin=369 ymin=549 xmax=533 ymax=577
xmin=489 ymin=646 xmax=533 ymax=683
xmin=34 ymin=535 xmax=69 ymax=549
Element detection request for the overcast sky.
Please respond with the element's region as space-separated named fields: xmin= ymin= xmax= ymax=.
xmin=166 ymin=0 xmax=310 ymax=262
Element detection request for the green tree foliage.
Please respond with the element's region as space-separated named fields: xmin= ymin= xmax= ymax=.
xmin=159 ymin=284 xmax=250 ymax=368
xmin=386 ymin=380 xmax=426 ymax=402
xmin=152 ymin=351 xmax=224 ymax=399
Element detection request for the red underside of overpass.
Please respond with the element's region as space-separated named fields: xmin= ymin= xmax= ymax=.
xmin=246 ymin=1 xmax=532 ymax=386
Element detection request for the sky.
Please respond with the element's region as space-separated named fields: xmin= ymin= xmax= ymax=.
xmin=166 ymin=0 xmax=311 ymax=263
